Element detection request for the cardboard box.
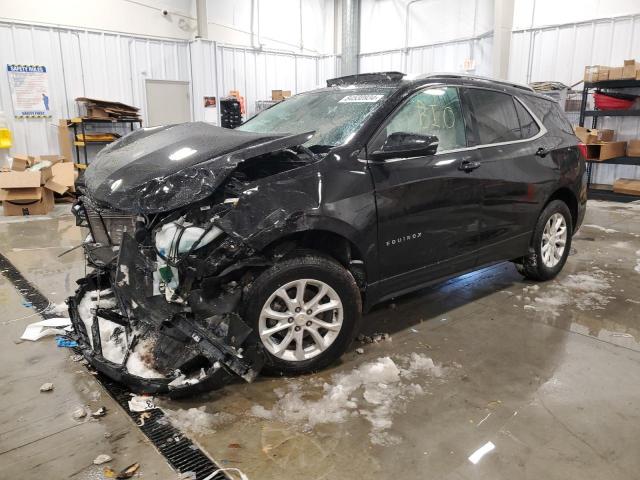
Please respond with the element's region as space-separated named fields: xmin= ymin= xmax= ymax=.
xmin=584 ymin=66 xmax=599 ymax=83
xmin=609 ymin=66 xmax=624 ymax=80
xmin=597 ymin=67 xmax=610 ymax=81
xmin=0 ymin=156 xmax=76 ymax=215
xmin=584 ymin=65 xmax=612 ymax=82
xmin=86 ymin=106 xmax=110 ymax=118
xmin=585 ymin=141 xmax=626 ymax=161
xmin=58 ymin=120 xmax=74 ymax=163
xmin=574 ymin=126 xmax=615 ymax=144
xmin=46 ymin=162 xmax=75 ymax=194
xmin=271 ymin=90 xmax=292 ymax=101
xmin=2 ymin=187 xmax=54 ymax=216
xmin=0 ymin=170 xmax=42 ymax=189
xmin=623 ymin=59 xmax=637 ymax=79
xmin=627 ymin=139 xmax=640 ymax=157
xmin=613 ymin=178 xmax=640 ymax=196
xmin=11 ymin=154 xmax=35 ymax=171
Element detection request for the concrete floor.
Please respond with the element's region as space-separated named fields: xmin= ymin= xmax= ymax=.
xmin=1 ymin=200 xmax=639 ymax=480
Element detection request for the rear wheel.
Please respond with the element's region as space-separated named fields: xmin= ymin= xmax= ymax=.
xmin=514 ymin=200 xmax=572 ymax=281
xmin=244 ymin=252 xmax=361 ymax=375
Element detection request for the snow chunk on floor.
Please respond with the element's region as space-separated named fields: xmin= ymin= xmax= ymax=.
xmin=164 ymin=406 xmax=236 ymax=435
xmin=407 ymin=352 xmax=443 ymax=377
xmin=46 ymin=301 xmax=69 ymax=317
xmin=250 ymin=354 xmax=446 ymax=445
xmin=583 ymin=224 xmax=618 ymax=234
xmin=523 ymin=269 xmax=614 ymax=317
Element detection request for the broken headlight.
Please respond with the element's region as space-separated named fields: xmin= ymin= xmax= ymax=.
xmin=154 ymin=219 xmax=224 ymax=301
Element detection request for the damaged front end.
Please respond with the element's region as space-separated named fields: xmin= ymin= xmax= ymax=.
xmin=67 ymin=123 xmax=319 ymax=395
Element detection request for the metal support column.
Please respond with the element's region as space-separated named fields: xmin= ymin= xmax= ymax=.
xmin=340 ymin=0 xmax=360 ymax=76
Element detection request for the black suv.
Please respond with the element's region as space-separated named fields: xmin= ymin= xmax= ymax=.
xmin=69 ymin=72 xmax=586 ymax=395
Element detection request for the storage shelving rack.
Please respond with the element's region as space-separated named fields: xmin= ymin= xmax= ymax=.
xmin=71 ymin=117 xmax=142 ymax=165
xmin=578 ymin=78 xmax=640 ymax=202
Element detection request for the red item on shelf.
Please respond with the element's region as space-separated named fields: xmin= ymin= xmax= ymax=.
xmin=593 ymin=92 xmax=634 ymax=110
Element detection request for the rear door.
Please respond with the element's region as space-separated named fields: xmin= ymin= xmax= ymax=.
xmin=367 ymin=85 xmax=484 ymax=292
xmin=461 ymin=87 xmax=549 ymax=264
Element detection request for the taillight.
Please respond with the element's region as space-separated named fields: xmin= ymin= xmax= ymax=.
xmin=577 ymin=142 xmax=588 ymax=160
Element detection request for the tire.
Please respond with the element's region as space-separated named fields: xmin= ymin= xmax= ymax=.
xmin=514 ymin=200 xmax=573 ymax=281
xmin=243 ymin=251 xmax=362 ymax=375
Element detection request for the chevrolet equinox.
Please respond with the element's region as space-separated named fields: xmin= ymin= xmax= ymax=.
xmin=69 ymin=72 xmax=586 ymax=395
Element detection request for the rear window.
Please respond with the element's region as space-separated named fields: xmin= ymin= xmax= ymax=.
xmin=514 ymin=98 xmax=540 ymax=139
xmin=466 ymin=89 xmax=522 ymax=144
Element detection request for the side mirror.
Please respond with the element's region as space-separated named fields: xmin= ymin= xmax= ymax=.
xmin=370 ymin=132 xmax=439 ymax=161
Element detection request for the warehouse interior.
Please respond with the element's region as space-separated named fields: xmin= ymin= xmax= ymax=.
xmin=1 ymin=1 xmax=640 ymax=479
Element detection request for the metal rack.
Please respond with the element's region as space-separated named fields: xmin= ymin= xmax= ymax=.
xmin=578 ymin=78 xmax=640 ymax=201
xmin=71 ymin=117 xmax=142 ymax=164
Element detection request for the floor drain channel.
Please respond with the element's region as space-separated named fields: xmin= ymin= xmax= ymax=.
xmin=97 ymin=375 xmax=229 ymax=480
xmin=0 ymin=252 xmax=228 ymax=480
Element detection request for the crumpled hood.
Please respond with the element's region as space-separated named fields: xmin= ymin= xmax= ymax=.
xmin=84 ymin=122 xmax=313 ymax=214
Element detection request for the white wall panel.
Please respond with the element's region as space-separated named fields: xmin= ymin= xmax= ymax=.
xmin=359 ymin=51 xmax=404 ymax=74
xmin=360 ymin=0 xmax=493 ymax=54
xmin=0 ymin=21 xmax=191 ymax=158
xmin=359 ymin=34 xmax=493 ymax=76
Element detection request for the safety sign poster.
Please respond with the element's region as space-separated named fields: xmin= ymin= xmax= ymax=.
xmin=7 ymin=65 xmax=52 ymax=118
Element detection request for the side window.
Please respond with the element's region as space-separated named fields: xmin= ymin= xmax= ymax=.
xmin=378 ymin=86 xmax=467 ymax=153
xmin=514 ymin=98 xmax=540 ymax=139
xmin=465 ymin=89 xmax=522 ymax=144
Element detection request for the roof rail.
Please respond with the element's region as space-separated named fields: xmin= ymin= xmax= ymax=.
xmin=327 ymin=71 xmax=405 ymax=87
xmin=419 ymin=72 xmax=535 ymax=92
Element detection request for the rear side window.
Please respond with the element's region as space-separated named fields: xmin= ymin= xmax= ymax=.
xmin=465 ymin=89 xmax=523 ymax=144
xmin=514 ymin=98 xmax=540 ymax=139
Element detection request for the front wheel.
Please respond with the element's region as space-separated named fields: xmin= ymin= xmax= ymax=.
xmin=514 ymin=200 xmax=573 ymax=281
xmin=243 ymin=252 xmax=362 ymax=375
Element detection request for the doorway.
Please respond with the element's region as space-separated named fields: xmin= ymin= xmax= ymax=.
xmin=145 ymin=80 xmax=191 ymax=126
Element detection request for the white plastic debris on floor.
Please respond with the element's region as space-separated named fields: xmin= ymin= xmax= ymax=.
xmin=250 ymin=354 xmax=446 ymax=445
xmin=21 ymin=317 xmax=71 ymax=341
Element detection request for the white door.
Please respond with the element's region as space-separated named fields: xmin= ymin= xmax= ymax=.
xmin=145 ymin=80 xmax=191 ymax=126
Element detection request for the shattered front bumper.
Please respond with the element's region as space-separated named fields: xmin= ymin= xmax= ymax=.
xmin=67 ymin=232 xmax=265 ymax=397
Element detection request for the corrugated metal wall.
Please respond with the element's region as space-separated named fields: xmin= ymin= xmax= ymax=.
xmin=190 ymin=40 xmax=339 ymax=122
xmin=0 ymin=22 xmax=338 ymax=158
xmin=509 ymin=14 xmax=640 ymax=185
xmin=0 ymin=21 xmax=191 ymax=157
xmin=358 ymin=33 xmax=494 ymax=77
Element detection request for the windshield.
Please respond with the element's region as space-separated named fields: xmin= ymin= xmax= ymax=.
xmin=237 ymin=88 xmax=393 ymax=148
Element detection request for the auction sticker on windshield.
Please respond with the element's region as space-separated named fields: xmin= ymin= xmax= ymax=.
xmin=339 ymin=94 xmax=385 ymax=103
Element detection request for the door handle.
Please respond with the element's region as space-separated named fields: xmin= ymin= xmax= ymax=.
xmin=535 ymin=147 xmax=549 ymax=158
xmin=459 ymin=160 xmax=481 ymax=172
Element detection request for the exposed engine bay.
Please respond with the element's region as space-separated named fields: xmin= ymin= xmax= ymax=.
xmin=67 ymin=123 xmax=326 ymax=396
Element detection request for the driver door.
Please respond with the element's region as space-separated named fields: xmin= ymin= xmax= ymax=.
xmin=367 ymin=86 xmax=485 ymax=291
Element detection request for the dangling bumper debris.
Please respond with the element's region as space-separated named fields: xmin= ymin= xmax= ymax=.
xmin=67 ymin=228 xmax=265 ymax=397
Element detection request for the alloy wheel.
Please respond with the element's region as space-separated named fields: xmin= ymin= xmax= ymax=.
xmin=258 ymin=278 xmax=344 ymax=362
xmin=541 ymin=212 xmax=567 ymax=268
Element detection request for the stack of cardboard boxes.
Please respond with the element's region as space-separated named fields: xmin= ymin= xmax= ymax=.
xmin=574 ymin=126 xmax=627 ymax=160
xmin=0 ymin=155 xmax=76 ymax=216
xmin=584 ymin=59 xmax=640 ymax=82
xmin=271 ymin=90 xmax=292 ymax=101
xmin=613 ymin=138 xmax=640 ymax=195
